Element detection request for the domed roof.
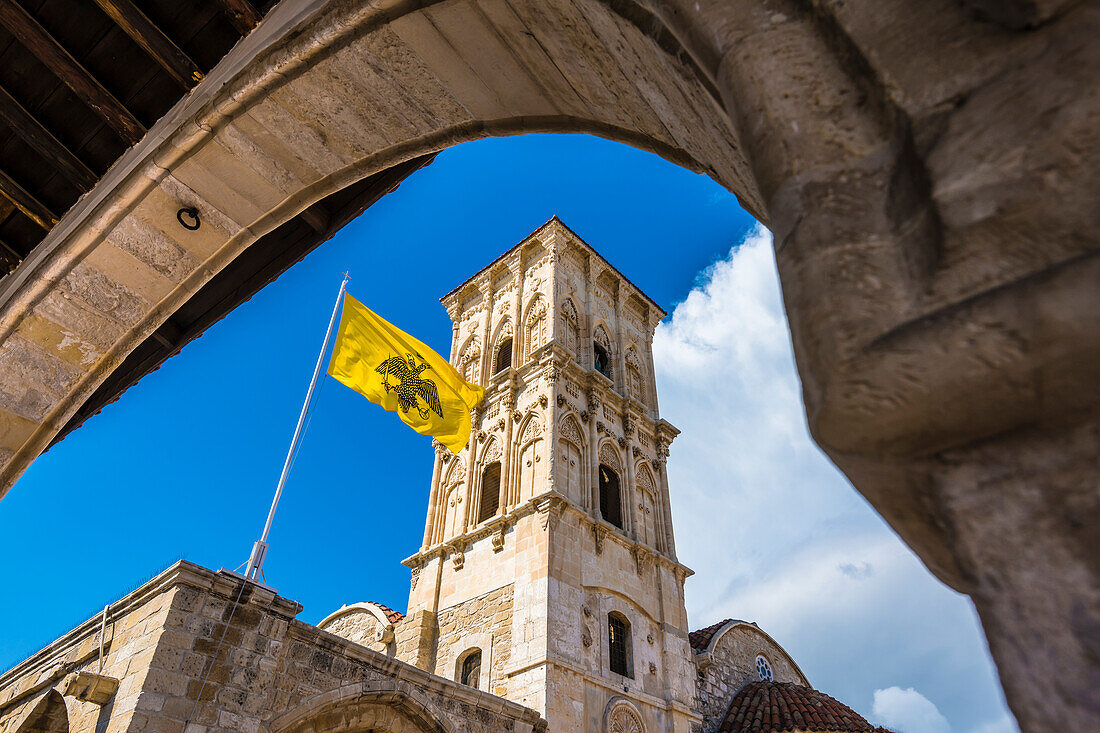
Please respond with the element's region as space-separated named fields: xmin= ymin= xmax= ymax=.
xmin=720 ymin=681 xmax=892 ymax=733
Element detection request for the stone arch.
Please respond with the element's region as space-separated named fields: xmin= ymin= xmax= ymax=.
xmin=13 ymin=689 xmax=68 ymax=733
xmin=514 ymin=412 xmax=545 ymax=502
xmin=317 ymin=602 xmax=401 ymax=654
xmin=438 ymin=456 xmax=467 ymax=542
xmin=598 ymin=441 xmax=622 ymax=472
xmin=603 ymin=696 xmax=645 ymax=733
xmin=592 ymin=323 xmax=614 ymax=380
xmin=0 ymin=0 xmax=1088 ymax=723
xmin=490 ymin=319 xmax=513 ymax=375
xmin=522 ymin=295 xmax=548 ymax=362
xmin=634 ymin=462 xmax=658 ymax=549
xmin=457 ymin=336 xmax=481 ymax=384
xmin=624 ymin=347 xmax=645 ymax=405
xmin=559 ymin=297 xmax=580 ymax=359
xmin=557 ymin=414 xmax=585 ymax=506
xmin=270 ymin=681 xmax=450 ymax=733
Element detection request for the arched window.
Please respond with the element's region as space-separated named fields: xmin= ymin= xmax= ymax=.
xmin=625 ymin=349 xmax=644 ymax=403
xmin=608 ymin=612 xmax=632 ymax=678
xmin=461 ymin=346 xmax=480 ymax=383
xmin=755 ymin=655 xmax=774 ymax=681
xmin=593 ymin=326 xmax=613 ymax=379
xmin=494 ymin=337 xmax=513 ymax=374
xmin=478 ymin=462 xmax=501 ymax=523
xmin=560 ymin=299 xmax=579 ymax=357
xmin=525 ymin=299 xmax=547 ymax=360
xmin=599 ymin=464 xmax=622 ymax=529
xmin=460 ymin=648 xmax=482 ymax=687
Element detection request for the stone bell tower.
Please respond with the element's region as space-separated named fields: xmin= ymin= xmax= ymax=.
xmin=397 ymin=217 xmax=699 ymax=733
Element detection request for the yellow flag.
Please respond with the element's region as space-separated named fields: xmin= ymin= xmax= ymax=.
xmin=327 ymin=293 xmax=484 ymax=453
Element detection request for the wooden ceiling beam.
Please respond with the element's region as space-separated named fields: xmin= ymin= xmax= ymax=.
xmin=92 ymin=0 xmax=204 ymax=90
xmin=0 ymin=84 xmax=97 ymax=190
xmin=211 ymin=0 xmax=263 ymax=36
xmin=0 ymin=0 xmax=146 ymax=145
xmin=0 ymin=167 xmax=57 ymax=230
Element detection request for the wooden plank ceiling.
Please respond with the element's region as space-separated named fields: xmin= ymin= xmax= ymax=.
xmin=0 ymin=0 xmax=436 ymax=446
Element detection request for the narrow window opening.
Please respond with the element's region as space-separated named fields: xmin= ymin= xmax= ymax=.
xmin=593 ymin=341 xmax=611 ymax=378
xmin=608 ymin=613 xmax=632 ymax=678
xmin=599 ymin=464 xmax=622 ymax=529
xmin=479 ymin=462 xmax=501 ymax=523
xmin=495 ymin=338 xmax=513 ymax=374
xmin=460 ymin=650 xmax=482 ymax=687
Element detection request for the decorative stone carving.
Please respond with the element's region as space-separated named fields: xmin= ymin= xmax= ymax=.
xmin=632 ymin=545 xmax=652 ymax=576
xmin=492 ymin=523 xmax=506 ymax=553
xmin=512 ymin=409 xmax=522 ymax=422
xmin=599 ymin=443 xmax=621 ymax=471
xmin=560 ymin=416 xmax=582 ymax=444
xmin=592 ymin=524 xmax=607 ymax=554
xmin=483 ymin=439 xmax=501 ymax=463
xmin=539 ymin=393 xmax=548 ymax=407
xmin=623 ymin=414 xmax=635 ymax=437
xmin=648 ymin=662 xmax=657 ymax=675
xmin=409 ymin=565 xmax=420 ymax=590
xmin=536 ymin=495 xmax=563 ymax=531
xmin=556 ymin=394 xmax=567 ymax=408
xmin=617 ymin=436 xmax=627 ymax=448
xmin=582 ymin=632 xmax=593 ymax=648
xmin=632 ymin=446 xmax=642 ymax=458
xmin=605 ymin=699 xmax=645 ymax=733
xmin=597 ymin=420 xmax=605 ymax=434
xmin=637 ymin=465 xmax=655 ymax=492
xmin=519 ymin=415 xmax=544 ymax=445
xmin=580 ymin=409 xmax=589 ymax=423
xmin=477 ymin=430 xmax=487 ymax=443
xmin=451 ymin=544 xmax=465 ymax=571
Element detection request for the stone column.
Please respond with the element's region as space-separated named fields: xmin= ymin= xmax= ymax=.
xmin=643 ymin=322 xmax=659 ymax=418
xmin=622 ymin=414 xmax=637 ymax=540
xmin=653 ymin=440 xmax=676 ymax=560
xmin=422 ymin=441 xmax=446 ymax=548
xmin=501 ymin=388 xmax=517 ymax=510
xmin=478 ymin=281 xmax=493 ymax=382
xmin=587 ymin=385 xmax=601 ymax=520
xmin=460 ymin=407 xmax=481 ymax=534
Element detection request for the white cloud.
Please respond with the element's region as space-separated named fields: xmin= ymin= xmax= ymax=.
xmin=653 ymin=224 xmax=1016 ymax=733
xmin=872 ymin=687 xmax=951 ymax=733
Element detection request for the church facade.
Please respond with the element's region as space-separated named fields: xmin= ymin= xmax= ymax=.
xmin=0 ymin=219 xmax=889 ymax=733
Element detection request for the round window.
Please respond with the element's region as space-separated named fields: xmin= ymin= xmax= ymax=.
xmin=755 ymin=655 xmax=774 ymax=681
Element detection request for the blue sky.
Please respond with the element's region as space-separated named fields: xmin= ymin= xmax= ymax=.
xmin=0 ymin=135 xmax=1014 ymax=733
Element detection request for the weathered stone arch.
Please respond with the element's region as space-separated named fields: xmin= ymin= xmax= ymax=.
xmin=523 ymin=295 xmax=548 ymax=361
xmin=12 ymin=690 xmax=68 ymax=733
xmin=0 ymin=1 xmax=1091 ymax=726
xmin=269 ymin=681 xmax=450 ymax=733
xmin=598 ymin=441 xmax=622 ymax=472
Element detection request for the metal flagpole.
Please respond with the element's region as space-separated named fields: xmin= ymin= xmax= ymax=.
xmin=245 ymin=273 xmax=349 ymax=581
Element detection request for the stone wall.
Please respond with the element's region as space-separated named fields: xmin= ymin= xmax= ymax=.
xmin=0 ymin=562 xmax=545 ymax=733
xmin=316 ymin=605 xmax=395 ymax=657
xmin=433 ymin=584 xmax=514 ymax=696
xmin=693 ymin=623 xmax=808 ymax=733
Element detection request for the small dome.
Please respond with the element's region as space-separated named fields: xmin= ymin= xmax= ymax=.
xmin=720 ymin=681 xmax=892 ymax=733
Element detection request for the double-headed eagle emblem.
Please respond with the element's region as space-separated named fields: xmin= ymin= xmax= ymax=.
xmin=375 ymin=352 xmax=443 ymax=420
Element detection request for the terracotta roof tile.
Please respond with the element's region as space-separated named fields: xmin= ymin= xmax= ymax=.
xmin=689 ymin=618 xmax=752 ymax=652
xmin=366 ymin=601 xmax=405 ymax=624
xmin=719 ymin=682 xmax=893 ymax=733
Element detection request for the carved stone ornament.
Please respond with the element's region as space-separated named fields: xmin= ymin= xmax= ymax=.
xmin=512 ymin=409 xmax=523 ymax=422
xmin=539 ymin=393 xmax=549 ymax=407
xmin=623 ymin=415 xmax=635 ymax=436
xmin=492 ymin=524 xmax=506 ymax=553
xmin=632 ymin=545 xmax=651 ymax=576
xmin=582 ymin=631 xmax=593 ymax=648
xmin=580 ymin=409 xmax=590 ymax=423
xmin=593 ymin=524 xmax=607 ymax=554
xmin=605 ymin=699 xmax=646 ymax=733
xmin=536 ymin=495 xmax=563 ymax=531
xmin=632 ymin=446 xmax=642 ymax=458
xmin=599 ymin=443 xmax=622 ymax=471
xmin=560 ymin=416 xmax=582 ymax=444
xmin=557 ymin=394 xmax=567 ymax=408
xmin=617 ymin=436 xmax=627 ymax=448
xmin=478 ymin=430 xmax=488 ymax=443
xmin=587 ymin=387 xmax=601 ymax=410
xmin=546 ymin=359 xmax=563 ymax=384
xmin=597 ymin=420 xmax=606 ymax=434
xmin=495 ymin=419 xmax=505 ymax=432
xmin=648 ymin=662 xmax=657 ymax=675
xmin=451 ymin=545 xmax=465 ymax=571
